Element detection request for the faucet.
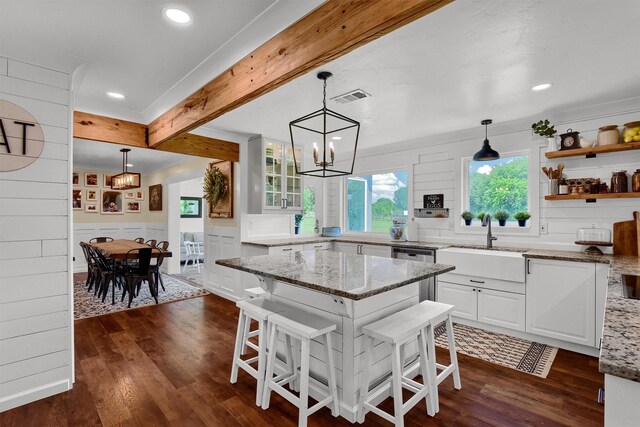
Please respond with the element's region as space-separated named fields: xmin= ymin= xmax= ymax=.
xmin=482 ymin=213 xmax=497 ymax=249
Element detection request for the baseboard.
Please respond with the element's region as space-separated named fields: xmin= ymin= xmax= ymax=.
xmin=0 ymin=379 xmax=71 ymax=412
xmin=204 ymin=283 xmax=240 ymax=302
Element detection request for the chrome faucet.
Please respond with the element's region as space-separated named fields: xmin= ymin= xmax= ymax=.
xmin=482 ymin=213 xmax=497 ymax=249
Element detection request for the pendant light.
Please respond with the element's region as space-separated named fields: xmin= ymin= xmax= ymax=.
xmin=473 ymin=119 xmax=500 ymax=161
xmin=111 ymin=148 xmax=141 ymax=190
xmin=289 ymin=71 xmax=360 ymax=177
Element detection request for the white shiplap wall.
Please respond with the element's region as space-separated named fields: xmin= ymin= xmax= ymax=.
xmin=326 ymin=97 xmax=640 ymax=251
xmin=0 ymin=57 xmax=73 ymax=411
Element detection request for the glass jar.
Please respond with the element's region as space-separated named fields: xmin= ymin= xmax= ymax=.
xmin=598 ymin=125 xmax=620 ymax=146
xmin=576 ymin=227 xmax=611 ymax=244
xmin=611 ymin=170 xmax=629 ymax=193
xmin=623 ymin=121 xmax=640 ymax=143
xmin=633 ymin=169 xmax=640 ymax=193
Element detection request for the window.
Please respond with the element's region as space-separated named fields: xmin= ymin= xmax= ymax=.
xmin=346 ymin=170 xmax=408 ymax=233
xmin=299 ymin=186 xmax=316 ymax=235
xmin=466 ymin=154 xmax=528 ymax=222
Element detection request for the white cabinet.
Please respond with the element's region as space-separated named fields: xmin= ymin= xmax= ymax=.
xmin=248 ymin=136 xmax=303 ymax=213
xmin=331 ymin=242 xmax=391 ymax=257
xmin=526 ymin=258 xmax=596 ymax=347
xmin=332 ymin=242 xmax=359 ymax=254
xmin=268 ymin=245 xmax=304 ymax=255
xmin=477 ymin=288 xmax=526 ymax=331
xmin=437 ymin=282 xmax=477 ymax=321
xmin=303 ymin=242 xmax=331 ymax=251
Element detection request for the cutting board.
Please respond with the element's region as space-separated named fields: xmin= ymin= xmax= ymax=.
xmin=613 ymin=211 xmax=640 ymax=256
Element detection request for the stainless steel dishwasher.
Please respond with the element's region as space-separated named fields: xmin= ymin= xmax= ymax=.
xmin=391 ymin=247 xmax=436 ymax=302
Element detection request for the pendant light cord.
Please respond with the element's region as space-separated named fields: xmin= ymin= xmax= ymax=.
xmin=322 ymin=78 xmax=327 ymax=110
xmin=485 ymin=122 xmax=488 ymax=142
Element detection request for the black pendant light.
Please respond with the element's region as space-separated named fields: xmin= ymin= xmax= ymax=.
xmin=111 ymin=148 xmax=141 ymax=190
xmin=289 ymin=71 xmax=360 ymax=178
xmin=473 ymin=119 xmax=500 ymax=161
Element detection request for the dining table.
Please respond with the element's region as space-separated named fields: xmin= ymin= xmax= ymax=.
xmin=90 ymin=239 xmax=172 ymax=260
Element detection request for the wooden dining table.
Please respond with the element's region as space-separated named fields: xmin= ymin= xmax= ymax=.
xmin=90 ymin=239 xmax=172 ymax=260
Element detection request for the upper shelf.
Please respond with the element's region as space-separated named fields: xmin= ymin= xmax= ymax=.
xmin=545 ymin=141 xmax=640 ymax=159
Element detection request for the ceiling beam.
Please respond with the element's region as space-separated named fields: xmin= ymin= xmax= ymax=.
xmin=73 ymin=111 xmax=239 ymax=162
xmin=147 ymin=0 xmax=453 ymax=147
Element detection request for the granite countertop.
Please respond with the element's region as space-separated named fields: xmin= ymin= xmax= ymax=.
xmin=216 ymin=250 xmax=455 ymax=300
xmin=242 ymin=236 xmax=451 ymax=250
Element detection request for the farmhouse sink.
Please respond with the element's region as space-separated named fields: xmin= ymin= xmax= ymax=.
xmin=437 ymin=247 xmax=525 ymax=282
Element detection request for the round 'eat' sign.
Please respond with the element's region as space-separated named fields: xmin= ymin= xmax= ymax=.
xmin=0 ymin=99 xmax=45 ymax=172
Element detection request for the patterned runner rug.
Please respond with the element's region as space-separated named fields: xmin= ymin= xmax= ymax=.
xmin=434 ymin=322 xmax=558 ymax=378
xmin=74 ymin=274 xmax=209 ymax=320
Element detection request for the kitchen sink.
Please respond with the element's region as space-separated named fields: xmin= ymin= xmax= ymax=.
xmin=437 ymin=247 xmax=526 ymax=282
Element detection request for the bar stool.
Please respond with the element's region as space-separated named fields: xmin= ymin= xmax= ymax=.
xmin=357 ymin=304 xmax=438 ymax=426
xmin=230 ymin=297 xmax=290 ymax=406
xmin=240 ymin=287 xmax=266 ymax=355
xmin=262 ymin=307 xmax=339 ymax=427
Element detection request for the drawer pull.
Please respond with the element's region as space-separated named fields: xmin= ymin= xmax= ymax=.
xmin=314 ymin=245 xmax=323 ymax=248
xmin=282 ymin=248 xmax=293 ymax=252
xmin=470 ymin=279 xmax=485 ymax=284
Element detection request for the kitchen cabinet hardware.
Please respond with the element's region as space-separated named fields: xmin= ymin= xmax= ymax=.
xmin=527 ymin=259 xmax=531 ymax=274
xmin=282 ymin=248 xmax=293 ymax=251
xmin=470 ymin=279 xmax=485 ymax=284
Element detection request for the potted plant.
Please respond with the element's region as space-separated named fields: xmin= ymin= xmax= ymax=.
xmin=294 ymin=214 xmax=303 ymax=234
xmin=514 ymin=211 xmax=531 ymax=227
xmin=476 ymin=212 xmax=486 ymax=226
xmin=494 ymin=211 xmax=509 ymax=226
xmin=461 ymin=211 xmax=474 ymax=226
xmin=532 ymin=119 xmax=558 ymax=152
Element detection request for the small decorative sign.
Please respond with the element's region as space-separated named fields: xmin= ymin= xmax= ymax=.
xmin=423 ymin=193 xmax=444 ymax=209
xmin=0 ymin=99 xmax=45 ymax=172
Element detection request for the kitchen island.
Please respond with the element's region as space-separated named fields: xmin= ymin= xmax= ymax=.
xmin=216 ymin=250 xmax=455 ymax=422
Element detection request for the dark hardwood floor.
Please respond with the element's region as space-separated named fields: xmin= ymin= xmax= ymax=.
xmin=1 ymin=289 xmax=604 ymax=426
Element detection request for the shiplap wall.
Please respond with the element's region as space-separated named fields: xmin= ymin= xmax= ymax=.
xmin=325 ymin=98 xmax=640 ymax=251
xmin=0 ymin=57 xmax=73 ymax=411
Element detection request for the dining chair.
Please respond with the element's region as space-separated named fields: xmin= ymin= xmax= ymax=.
xmin=146 ymin=239 xmax=158 ymax=247
xmin=156 ymin=241 xmax=169 ymax=251
xmin=121 ymin=247 xmax=160 ymax=308
xmin=90 ymin=237 xmax=114 ymax=243
xmin=134 ymin=237 xmax=145 ymax=243
xmin=183 ymin=241 xmax=202 ymax=272
xmin=79 ymin=242 xmax=98 ymax=292
xmin=87 ymin=245 xmax=119 ymax=304
xmin=149 ymin=248 xmax=166 ymax=293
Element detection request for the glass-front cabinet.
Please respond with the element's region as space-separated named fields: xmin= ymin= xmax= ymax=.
xmin=248 ymin=136 xmax=303 ymax=213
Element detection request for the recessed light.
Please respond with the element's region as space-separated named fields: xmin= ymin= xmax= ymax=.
xmin=331 ymin=136 xmax=342 ymax=140
xmin=164 ymin=8 xmax=191 ymax=24
xmin=106 ymin=91 xmax=126 ymax=100
xmin=531 ymin=83 xmax=552 ymax=92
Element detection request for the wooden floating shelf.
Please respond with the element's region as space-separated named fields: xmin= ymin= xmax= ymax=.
xmin=545 ymin=192 xmax=640 ymax=202
xmin=545 ymin=141 xmax=640 ymax=159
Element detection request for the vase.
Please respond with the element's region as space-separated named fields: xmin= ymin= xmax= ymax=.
xmin=517 ymin=219 xmax=527 ymax=227
xmin=546 ymin=137 xmax=557 ymax=152
xmin=464 ymin=219 xmax=472 ymax=226
xmin=498 ymin=219 xmax=506 ymax=226
xmin=295 ymin=225 xmax=300 ymax=234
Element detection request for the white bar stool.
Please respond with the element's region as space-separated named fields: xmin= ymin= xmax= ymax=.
xmin=230 ymin=297 xmax=291 ymax=406
xmin=357 ymin=304 xmax=438 ymax=427
xmin=262 ymin=307 xmax=339 ymax=427
xmin=240 ymin=287 xmax=266 ymax=355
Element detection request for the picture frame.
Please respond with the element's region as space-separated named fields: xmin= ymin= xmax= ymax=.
xmin=149 ymin=184 xmax=162 ymax=211
xmin=85 ymin=203 xmax=98 ymax=213
xmin=180 ymin=197 xmax=202 ymax=218
xmin=103 ymin=174 xmax=113 ymax=188
xmin=86 ymin=189 xmax=98 ymax=201
xmin=126 ymin=201 xmax=141 ymax=213
xmin=135 ymin=190 xmax=144 ymax=200
xmin=124 ymin=191 xmax=136 ymax=199
xmin=206 ymin=160 xmax=233 ymax=218
xmin=72 ymin=189 xmax=82 ymax=210
xmin=85 ymin=172 xmax=98 ymax=187
xmin=73 ymin=172 xmax=79 ymax=186
xmin=101 ymin=190 xmax=123 ymax=214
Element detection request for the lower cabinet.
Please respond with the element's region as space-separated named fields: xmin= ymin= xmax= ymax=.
xmin=437 ymin=281 xmax=525 ymax=331
xmin=331 ymin=242 xmax=391 ymax=257
xmin=268 ymin=244 xmax=304 ymax=255
xmin=303 ymin=242 xmax=331 ymax=251
xmin=526 ymin=258 xmax=596 ymax=347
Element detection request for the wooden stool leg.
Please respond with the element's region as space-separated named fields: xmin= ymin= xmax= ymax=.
xmin=390 ymin=344 xmax=405 ymax=427
xmin=262 ymin=322 xmax=278 ymax=410
xmin=357 ymin=335 xmax=373 ymax=423
xmin=418 ymin=329 xmax=436 ymax=417
xmin=241 ymin=315 xmax=251 ymax=356
xmin=230 ymin=309 xmax=246 ymax=383
xmin=255 ymin=318 xmax=267 ymax=406
xmin=298 ymin=338 xmax=311 ymax=427
xmin=324 ymin=332 xmax=339 ymax=417
xmin=446 ymin=315 xmax=462 ymax=390
xmin=425 ymin=324 xmax=439 ymax=413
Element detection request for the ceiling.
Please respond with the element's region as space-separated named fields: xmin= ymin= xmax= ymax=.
xmin=207 ymin=0 xmax=640 ymax=149
xmin=73 ymin=139 xmax=199 ymax=173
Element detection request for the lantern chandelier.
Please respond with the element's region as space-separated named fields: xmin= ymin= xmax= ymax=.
xmin=111 ymin=148 xmax=141 ymax=190
xmin=289 ymin=71 xmax=360 ymax=178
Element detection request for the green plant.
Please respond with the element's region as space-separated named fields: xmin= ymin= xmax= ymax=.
xmin=476 ymin=212 xmax=486 ymax=221
xmin=494 ymin=211 xmax=509 ymax=220
xmin=203 ymin=163 xmax=227 ymax=209
xmin=532 ymin=119 xmax=557 ymax=138
xmin=294 ymin=214 xmax=303 ymax=227
xmin=514 ymin=211 xmax=531 ymax=220
xmin=461 ymin=211 xmax=474 ymax=221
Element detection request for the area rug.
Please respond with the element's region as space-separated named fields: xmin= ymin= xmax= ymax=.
xmin=74 ymin=274 xmax=209 ymax=320
xmin=434 ymin=322 xmax=558 ymax=378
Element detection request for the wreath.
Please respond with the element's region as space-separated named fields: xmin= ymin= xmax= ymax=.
xmin=203 ymin=163 xmax=227 ymax=209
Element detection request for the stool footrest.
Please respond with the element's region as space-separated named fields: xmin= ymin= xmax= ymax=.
xmin=436 ymin=364 xmax=456 ymax=385
xmin=236 ymin=359 xmax=259 ymax=380
xmin=308 ymin=396 xmax=334 ymax=416
xmin=269 ymin=382 xmax=300 ymax=408
xmin=245 ymin=341 xmax=259 ymax=352
xmin=364 ymin=402 xmax=396 ymax=424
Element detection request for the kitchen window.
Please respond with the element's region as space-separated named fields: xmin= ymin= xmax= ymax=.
xmin=345 ymin=170 xmax=408 ymax=233
xmin=464 ymin=152 xmax=529 ymax=224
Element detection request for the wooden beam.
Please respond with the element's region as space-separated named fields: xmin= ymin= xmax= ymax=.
xmin=147 ymin=0 xmax=453 ymax=147
xmin=154 ymin=133 xmax=239 ymax=162
xmin=73 ymin=111 xmax=147 ymax=148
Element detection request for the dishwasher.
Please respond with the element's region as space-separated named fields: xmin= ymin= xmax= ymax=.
xmin=391 ymin=247 xmax=436 ymax=302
